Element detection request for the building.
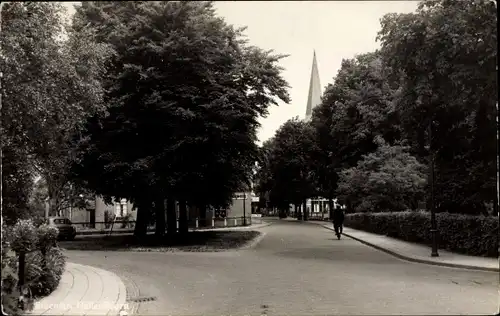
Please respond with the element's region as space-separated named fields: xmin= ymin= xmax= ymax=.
xmin=305 ymin=50 xmax=322 ymax=122
xmin=65 ymin=196 xmax=135 ymax=229
xmin=68 ymin=193 xmax=252 ymax=229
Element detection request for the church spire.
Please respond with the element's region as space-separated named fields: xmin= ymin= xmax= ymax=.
xmin=305 ymin=50 xmax=322 ymax=121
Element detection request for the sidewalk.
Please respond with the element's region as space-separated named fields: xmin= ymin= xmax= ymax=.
xmin=305 ymin=219 xmax=499 ymax=272
xmin=29 ymin=262 xmax=128 ymax=316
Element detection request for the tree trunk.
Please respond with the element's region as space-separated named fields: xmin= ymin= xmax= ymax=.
xmin=46 ymin=178 xmax=64 ymax=217
xmin=134 ymin=199 xmax=150 ymax=238
xmin=154 ymin=198 xmax=166 ymax=237
xmin=320 ymin=200 xmax=324 ymax=220
xmin=328 ymin=198 xmax=334 ymax=220
xmin=166 ymin=199 xmax=177 ymax=235
xmin=178 ymin=200 xmax=189 ymax=234
xmin=198 ymin=204 xmax=207 ymax=227
xmin=493 ymin=195 xmax=498 ymax=216
xmin=296 ymin=203 xmax=302 ymax=220
xmin=48 ymin=196 xmax=58 ymax=217
xmin=302 ymin=199 xmax=308 ymax=221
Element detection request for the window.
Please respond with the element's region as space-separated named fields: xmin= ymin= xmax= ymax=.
xmin=120 ymin=199 xmax=127 ymax=215
xmin=114 ymin=203 xmax=121 ymax=217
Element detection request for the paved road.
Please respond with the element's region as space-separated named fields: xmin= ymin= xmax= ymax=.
xmin=65 ymin=220 xmax=499 ymax=315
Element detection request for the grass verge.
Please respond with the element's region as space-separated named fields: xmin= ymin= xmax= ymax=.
xmin=59 ymin=230 xmax=262 ymax=252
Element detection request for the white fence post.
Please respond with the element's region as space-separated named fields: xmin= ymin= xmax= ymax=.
xmin=234 ymin=218 xmax=237 ymax=226
xmin=212 ymin=218 xmax=215 ymax=227
xmin=224 ymin=218 xmax=227 ymax=227
xmin=195 ymin=218 xmax=199 ymax=228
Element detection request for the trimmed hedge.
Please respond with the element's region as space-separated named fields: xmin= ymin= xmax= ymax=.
xmin=345 ymin=211 xmax=498 ymax=257
xmin=1 ymin=218 xmax=66 ymax=315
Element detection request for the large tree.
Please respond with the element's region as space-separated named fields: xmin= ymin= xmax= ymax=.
xmin=71 ymin=1 xmax=290 ymax=236
xmin=256 ymin=119 xmax=317 ymax=220
xmin=311 ymin=51 xmax=401 ymax=210
xmin=254 ymin=140 xmax=277 ymax=212
xmin=378 ymin=0 xmax=497 ymax=214
xmin=1 ymin=2 xmax=111 ymax=218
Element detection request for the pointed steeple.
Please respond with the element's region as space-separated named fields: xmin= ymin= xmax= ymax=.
xmin=305 ymin=50 xmax=322 ymax=121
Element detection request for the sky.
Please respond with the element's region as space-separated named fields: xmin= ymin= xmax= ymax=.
xmin=62 ymin=1 xmax=419 ymax=144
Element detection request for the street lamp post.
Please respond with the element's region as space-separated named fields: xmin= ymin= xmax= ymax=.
xmin=69 ymin=184 xmax=73 ymax=220
xmin=428 ymin=120 xmax=439 ymax=257
xmin=243 ymin=192 xmax=247 ymax=226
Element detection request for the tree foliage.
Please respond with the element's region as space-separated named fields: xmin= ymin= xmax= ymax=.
xmin=1 ymin=2 xmax=111 ymax=218
xmin=254 ymin=118 xmax=316 ymax=216
xmin=70 ymin=1 xmax=290 ymax=235
xmin=263 ymin=0 xmax=496 ymax=216
xmin=310 ymin=51 xmax=401 ymax=204
xmin=337 ymin=137 xmax=427 ymax=212
xmin=378 ymin=0 xmax=497 ymax=214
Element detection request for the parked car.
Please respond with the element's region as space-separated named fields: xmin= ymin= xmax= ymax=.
xmin=48 ymin=217 xmax=77 ymax=240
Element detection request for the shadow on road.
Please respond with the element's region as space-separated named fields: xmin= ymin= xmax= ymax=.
xmin=59 ymin=230 xmax=261 ymax=252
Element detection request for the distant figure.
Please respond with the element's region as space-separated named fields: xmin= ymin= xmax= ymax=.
xmin=332 ymin=207 xmax=344 ymax=239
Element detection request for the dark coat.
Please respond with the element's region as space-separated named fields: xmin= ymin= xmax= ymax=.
xmin=332 ymin=209 xmax=344 ymax=223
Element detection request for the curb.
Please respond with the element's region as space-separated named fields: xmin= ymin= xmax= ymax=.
xmin=120 ymin=274 xmax=140 ymax=316
xmin=193 ymin=222 xmax=272 ymax=232
xmin=315 ymin=223 xmax=499 ymax=273
xmin=239 ymin=231 xmax=267 ymax=250
xmin=77 ymin=223 xmax=271 ymax=236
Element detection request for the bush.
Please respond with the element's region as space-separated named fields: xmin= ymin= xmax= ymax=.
xmin=345 ymin=211 xmax=498 ymax=257
xmin=25 ymin=247 xmax=66 ymax=298
xmin=2 ymin=218 xmax=21 ymax=315
xmin=37 ymin=224 xmax=59 ymax=252
xmin=337 ymin=139 xmax=427 ymax=213
xmin=121 ymin=213 xmax=133 ymax=228
xmin=1 ymin=217 xmax=67 ymax=314
xmin=10 ymin=219 xmax=39 ymax=253
xmin=104 ymin=210 xmax=114 ymax=228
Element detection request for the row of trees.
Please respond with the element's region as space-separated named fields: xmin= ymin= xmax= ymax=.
xmin=255 ymin=0 xmax=498 ymax=217
xmin=2 ymin=1 xmax=290 ymax=236
xmin=2 ymin=2 xmax=109 ymax=224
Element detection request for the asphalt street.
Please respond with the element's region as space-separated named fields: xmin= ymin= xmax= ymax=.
xmin=65 ymin=220 xmax=499 ymax=315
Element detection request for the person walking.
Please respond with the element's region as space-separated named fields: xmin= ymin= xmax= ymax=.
xmin=332 ymin=207 xmax=345 ymax=239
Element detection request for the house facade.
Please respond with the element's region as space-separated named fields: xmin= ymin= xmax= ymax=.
xmin=68 ymin=192 xmax=252 ymax=229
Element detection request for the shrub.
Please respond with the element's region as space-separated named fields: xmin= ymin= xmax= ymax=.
xmin=10 ymin=219 xmax=38 ymax=253
xmin=121 ymin=213 xmax=133 ymax=228
xmin=1 ymin=218 xmax=21 ymax=315
xmin=37 ymin=224 xmax=59 ymax=252
xmin=25 ymin=247 xmax=66 ymax=298
xmin=104 ymin=210 xmax=115 ymax=228
xmin=345 ymin=211 xmax=498 ymax=257
xmin=2 ymin=217 xmax=67 ymax=314
xmin=337 ymin=139 xmax=427 ymax=213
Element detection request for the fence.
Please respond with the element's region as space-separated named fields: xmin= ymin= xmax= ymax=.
xmin=72 ymin=216 xmax=255 ymax=234
xmin=306 ymin=215 xmax=329 ymax=221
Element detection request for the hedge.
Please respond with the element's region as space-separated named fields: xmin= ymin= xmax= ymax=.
xmin=1 ymin=218 xmax=66 ymax=315
xmin=344 ymin=211 xmax=498 ymax=257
